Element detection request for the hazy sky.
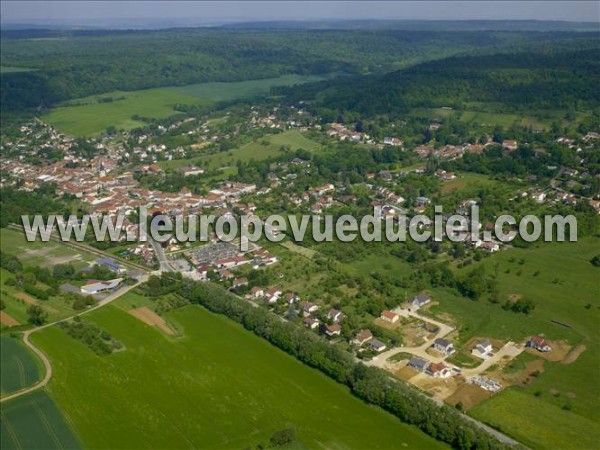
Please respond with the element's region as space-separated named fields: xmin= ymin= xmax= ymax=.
xmin=2 ymin=1 xmax=599 ymax=24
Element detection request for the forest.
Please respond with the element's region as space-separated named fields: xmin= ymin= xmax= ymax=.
xmin=1 ymin=26 xmax=597 ymax=114
xmin=278 ymin=45 xmax=600 ymax=120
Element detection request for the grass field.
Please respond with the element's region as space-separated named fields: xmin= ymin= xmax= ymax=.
xmin=0 ymin=228 xmax=96 ymax=270
xmin=426 ymin=238 xmax=600 ymax=449
xmin=0 ymin=66 xmax=36 ymax=74
xmin=0 ymin=391 xmax=80 ymax=450
xmin=44 ymin=75 xmax=329 ymax=136
xmin=32 ymin=304 xmax=445 ymax=449
xmin=159 ymin=129 xmax=321 ymax=172
xmin=410 ymin=107 xmax=590 ymax=131
xmin=0 ymin=336 xmax=40 ymax=395
xmin=469 ymin=389 xmax=598 ymax=450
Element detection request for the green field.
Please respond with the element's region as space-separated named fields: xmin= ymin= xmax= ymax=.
xmin=1 ymin=391 xmax=80 ymax=450
xmin=0 ymin=336 xmax=40 ymax=395
xmin=32 ymin=304 xmax=445 ymax=449
xmin=469 ymin=389 xmax=598 ymax=450
xmin=160 ymin=129 xmax=322 ymax=172
xmin=0 ymin=66 xmax=36 ymax=74
xmin=426 ymin=238 xmax=600 ymax=449
xmin=44 ymin=75 xmax=329 ymax=136
xmin=0 ymin=228 xmax=96 ymax=270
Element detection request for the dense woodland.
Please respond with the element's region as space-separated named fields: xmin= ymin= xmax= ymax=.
xmin=279 ymin=46 xmax=600 ymax=119
xmin=1 ymin=27 xmax=597 ymax=113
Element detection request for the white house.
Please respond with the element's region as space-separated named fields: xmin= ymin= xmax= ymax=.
xmin=471 ymin=339 xmax=493 ymax=359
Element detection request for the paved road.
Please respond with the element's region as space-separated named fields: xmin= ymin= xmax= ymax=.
xmin=0 ymin=276 xmax=147 ymax=403
xmin=366 ymin=307 xmax=455 ymax=368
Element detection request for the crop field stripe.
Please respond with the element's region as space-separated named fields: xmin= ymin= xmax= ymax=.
xmin=0 ymin=411 xmax=22 ymax=450
xmin=32 ymin=399 xmax=64 ymax=449
xmin=15 ymin=358 xmax=25 ymax=390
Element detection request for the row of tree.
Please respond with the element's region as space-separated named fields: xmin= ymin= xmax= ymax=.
xmin=143 ymin=273 xmax=510 ymax=450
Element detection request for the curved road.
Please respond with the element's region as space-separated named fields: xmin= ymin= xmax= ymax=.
xmin=0 ymin=276 xmax=147 ymax=403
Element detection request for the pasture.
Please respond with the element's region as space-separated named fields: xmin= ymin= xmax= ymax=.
xmin=0 ymin=336 xmax=40 ymax=395
xmin=0 ymin=391 xmax=80 ymax=450
xmin=32 ymin=304 xmax=445 ymax=449
xmin=44 ymin=75 xmax=329 ymax=136
xmin=426 ymin=238 xmax=600 ymax=448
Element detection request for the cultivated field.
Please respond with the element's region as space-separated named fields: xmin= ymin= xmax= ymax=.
xmin=32 ymin=304 xmax=445 ymax=449
xmin=426 ymin=238 xmax=600 ymax=449
xmin=0 ymin=391 xmax=80 ymax=450
xmin=44 ymin=75 xmax=329 ymax=136
xmin=0 ymin=336 xmax=40 ymax=396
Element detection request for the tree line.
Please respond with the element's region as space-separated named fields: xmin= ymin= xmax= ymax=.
xmin=142 ymin=272 xmax=513 ymax=450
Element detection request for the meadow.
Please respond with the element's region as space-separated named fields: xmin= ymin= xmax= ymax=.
xmin=0 ymin=391 xmax=81 ymax=450
xmin=32 ymin=303 xmax=445 ymax=449
xmin=0 ymin=336 xmax=40 ymax=395
xmin=425 ymin=238 xmax=600 ymax=449
xmin=44 ymin=75 xmax=329 ymax=137
xmin=159 ymin=129 xmax=322 ymax=172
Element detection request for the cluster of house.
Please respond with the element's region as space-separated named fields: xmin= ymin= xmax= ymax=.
xmin=194 ymin=244 xmax=279 ymax=282
xmin=351 ymin=329 xmax=387 ymax=353
xmin=408 ymin=357 xmax=452 ymax=378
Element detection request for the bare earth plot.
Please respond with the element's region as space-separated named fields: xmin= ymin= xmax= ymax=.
xmin=128 ymin=307 xmax=175 ymax=336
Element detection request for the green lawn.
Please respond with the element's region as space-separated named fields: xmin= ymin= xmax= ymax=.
xmin=0 ymin=391 xmax=81 ymax=450
xmin=32 ymin=304 xmax=445 ymax=449
xmin=0 ymin=336 xmax=41 ymax=395
xmin=425 ymin=238 xmax=600 ymax=448
xmin=44 ymin=75 xmax=329 ymax=137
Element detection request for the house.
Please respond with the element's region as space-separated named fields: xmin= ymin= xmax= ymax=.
xmin=300 ymin=301 xmax=319 ymax=314
xmin=351 ymin=329 xmax=373 ymax=346
xmin=471 ymin=339 xmax=494 ymax=359
xmin=249 ymin=286 xmax=264 ymax=298
xmin=470 ymin=375 xmax=502 ymax=392
xmin=425 ymin=362 xmax=451 ymax=378
xmin=80 ymin=278 xmax=122 ymax=295
xmin=327 ymin=308 xmax=344 ymax=323
xmin=432 ymin=338 xmax=455 ymax=356
xmin=526 ymin=336 xmax=552 ymax=352
xmin=380 ymin=310 xmax=399 ymax=324
xmin=264 ymin=287 xmax=282 ymax=304
xmin=411 ymin=293 xmax=431 ymax=309
xmin=232 ymin=277 xmax=248 ymax=289
xmin=408 ymin=357 xmax=429 ymax=372
xmin=284 ymin=293 xmax=299 ymax=305
xmin=303 ymin=315 xmax=319 ymax=330
xmin=502 ymin=140 xmax=518 ymax=152
xmin=324 ymin=323 xmax=342 ymax=337
xmin=369 ymin=339 xmax=387 ymax=352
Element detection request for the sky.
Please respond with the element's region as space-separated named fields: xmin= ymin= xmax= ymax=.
xmin=1 ymin=1 xmax=599 ymax=26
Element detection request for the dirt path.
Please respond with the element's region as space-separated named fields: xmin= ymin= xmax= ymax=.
xmin=0 ymin=276 xmax=148 ymax=403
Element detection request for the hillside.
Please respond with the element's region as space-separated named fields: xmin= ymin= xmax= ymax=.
xmin=280 ymin=46 xmax=600 ymax=118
